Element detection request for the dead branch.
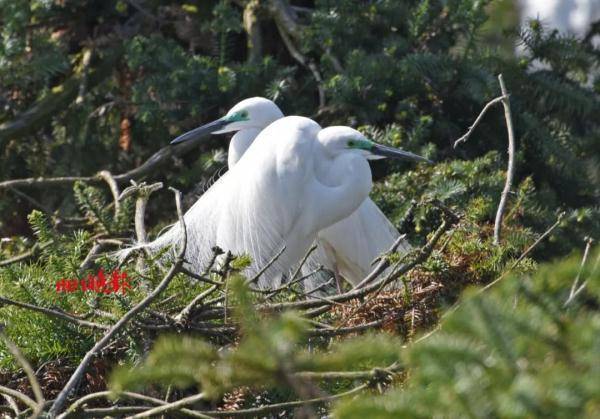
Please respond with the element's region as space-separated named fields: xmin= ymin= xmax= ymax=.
xmin=453 ymin=73 xmax=516 ymax=245
xmin=199 ymin=383 xmax=369 ymax=417
xmin=129 ymin=392 xmax=208 ymax=419
xmin=564 ymin=237 xmax=595 ymax=307
xmin=246 ymin=245 xmax=286 ymax=285
xmin=97 ymin=171 xmax=121 ymax=220
xmin=493 ymin=74 xmax=516 ymax=245
xmin=0 ymin=241 xmax=52 ymax=267
xmin=354 ymin=234 xmax=408 ymax=289
xmin=60 ymin=390 xmax=207 ymax=419
xmin=47 ymin=188 xmax=187 ymax=417
xmin=119 ymin=181 xmax=164 ymax=244
xmin=0 ymin=126 xmax=212 ymax=191
xmin=0 ymin=385 xmax=38 ymax=412
xmin=480 ymin=211 xmax=565 ymax=293
xmin=0 ymin=296 xmax=109 ymax=330
xmin=0 ymin=325 xmax=45 ymax=418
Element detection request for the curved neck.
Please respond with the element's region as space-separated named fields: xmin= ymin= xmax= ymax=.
xmin=311 ymin=153 xmax=372 ymax=233
xmin=228 ymin=128 xmax=262 ymax=168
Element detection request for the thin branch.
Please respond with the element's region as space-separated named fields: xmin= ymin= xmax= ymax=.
xmin=493 ymin=74 xmax=516 ymax=245
xmin=200 ymin=383 xmax=368 ymax=417
xmin=192 ymin=218 xmax=451 ymax=321
xmin=180 ymin=267 xmax=223 ymax=286
xmin=0 ymin=241 xmax=52 ymax=267
xmin=480 ymin=211 xmax=565 ymax=293
xmin=353 ymin=234 xmax=408 ymax=289
xmin=78 ymin=242 xmax=104 ymax=273
xmin=2 ymin=394 xmax=20 ymax=416
xmin=60 ymin=391 xmax=208 ymax=419
xmin=119 ymin=181 xmax=164 ymax=244
xmin=0 ymin=296 xmax=109 ymax=330
xmin=452 ymin=74 xmax=516 ymax=245
xmin=175 ymin=284 xmax=218 ymax=323
xmin=453 ymin=95 xmax=506 ymax=148
xmin=246 ymin=245 xmax=286 ymax=285
xmin=290 ymin=244 xmax=318 ymax=283
xmin=97 ymin=171 xmax=121 ymax=220
xmin=48 ymin=188 xmax=188 ymax=417
xmin=129 ymin=392 xmax=209 ymax=419
xmin=295 ymin=363 xmax=400 ymax=381
xmin=0 ymin=326 xmax=45 ymax=418
xmin=564 ymin=237 xmax=595 ymax=307
xmin=0 ymin=385 xmax=38 ymax=412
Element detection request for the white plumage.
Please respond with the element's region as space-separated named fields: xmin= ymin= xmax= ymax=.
xmin=133 ymin=99 xmax=428 ymax=289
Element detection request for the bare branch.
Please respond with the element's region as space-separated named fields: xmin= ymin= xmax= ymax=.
xmin=129 ymin=392 xmax=209 ymax=419
xmin=246 ymin=245 xmax=286 ymax=285
xmin=48 ymin=188 xmax=188 ymax=417
xmin=60 ymin=390 xmax=208 ymax=419
xmin=272 ymin=17 xmax=326 ymax=107
xmin=119 ymin=181 xmax=164 ymax=244
xmin=97 ymin=170 xmax=121 ymax=220
xmin=0 ymin=325 xmax=45 ymax=418
xmin=0 ymin=241 xmax=52 ymax=267
xmin=453 ymin=95 xmax=506 ymax=148
xmin=353 ymin=234 xmax=407 ymax=289
xmin=564 ymin=237 xmax=595 ymax=307
xmin=493 ymin=74 xmax=516 ymax=245
xmin=0 ymin=295 xmax=109 ymax=330
xmin=201 ymin=383 xmax=368 ymax=417
xmin=0 ymin=385 xmax=38 ymax=412
xmin=480 ymin=211 xmax=565 ymax=294
xmin=0 ymin=130 xmax=210 ymax=191
xmin=453 ymin=74 xmax=516 ymax=245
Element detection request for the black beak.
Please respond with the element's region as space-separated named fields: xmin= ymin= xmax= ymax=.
xmin=170 ymin=118 xmax=229 ymax=145
xmin=371 ymin=143 xmax=432 ymax=163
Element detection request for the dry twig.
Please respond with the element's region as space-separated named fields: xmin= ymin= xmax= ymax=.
xmin=453 ymin=73 xmax=516 ymax=245
xmin=47 ymin=188 xmax=188 ymax=417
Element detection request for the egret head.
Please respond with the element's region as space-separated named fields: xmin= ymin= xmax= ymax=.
xmin=319 ymin=126 xmax=432 ymax=163
xmin=170 ymin=97 xmax=283 ymax=145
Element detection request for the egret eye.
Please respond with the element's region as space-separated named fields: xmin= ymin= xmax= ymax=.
xmin=347 ymin=140 xmax=355 ymax=148
xmin=239 ymin=110 xmax=249 ymax=118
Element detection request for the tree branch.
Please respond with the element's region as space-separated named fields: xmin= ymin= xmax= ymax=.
xmin=0 ymin=296 xmax=109 ymax=330
xmin=0 ymin=325 xmax=45 ymax=418
xmin=453 ymin=73 xmax=516 ymax=245
xmin=493 ymin=74 xmax=516 ymax=245
xmin=47 ymin=188 xmax=188 ymax=417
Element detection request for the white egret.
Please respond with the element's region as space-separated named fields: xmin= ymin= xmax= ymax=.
xmin=175 ymin=98 xmax=420 ymax=287
xmin=144 ymin=115 xmax=427 ymax=289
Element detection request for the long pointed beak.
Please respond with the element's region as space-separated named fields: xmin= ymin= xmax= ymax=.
xmin=170 ymin=118 xmax=229 ymax=145
xmin=371 ymin=143 xmax=432 ymax=163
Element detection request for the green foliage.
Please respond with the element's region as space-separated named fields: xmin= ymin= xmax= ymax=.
xmin=1 ymin=1 xmax=599 ymax=415
xmin=335 ymin=250 xmax=600 ymax=418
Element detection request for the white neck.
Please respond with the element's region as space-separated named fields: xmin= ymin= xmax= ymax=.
xmin=311 ymin=153 xmax=372 ymax=233
xmin=228 ymin=128 xmax=263 ymax=168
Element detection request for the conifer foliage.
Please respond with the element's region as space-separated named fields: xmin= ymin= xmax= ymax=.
xmin=0 ymin=0 xmax=599 ymax=417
